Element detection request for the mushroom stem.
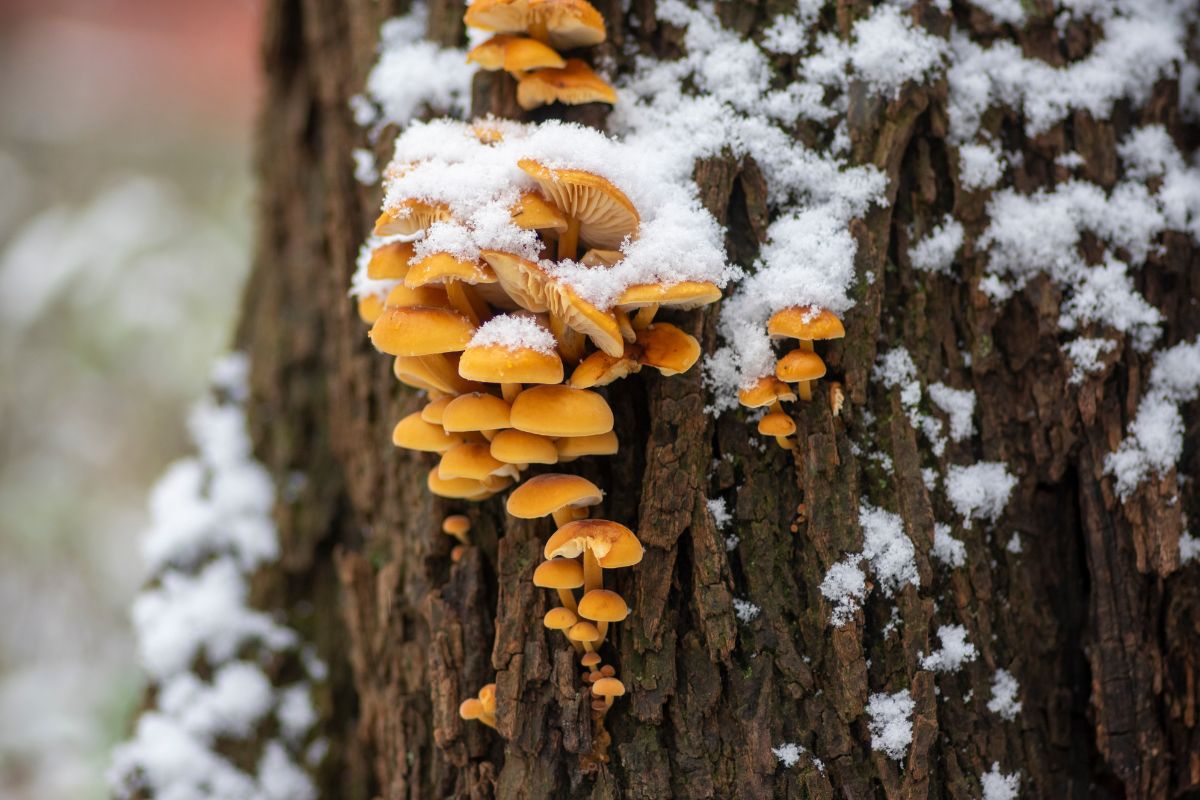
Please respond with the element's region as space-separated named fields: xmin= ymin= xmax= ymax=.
xmin=479 ymin=711 xmax=497 ymax=729
xmin=528 ymin=17 xmax=550 ymax=45
xmin=558 ymin=216 xmax=580 ymax=261
xmin=799 ymin=339 xmax=814 ymax=352
xmin=768 ymin=400 xmax=782 ymax=414
xmin=595 ymin=619 xmax=609 ymax=643
xmin=550 ymin=313 xmax=585 ymax=364
xmin=797 ymin=381 xmax=813 ymax=402
xmin=631 ymin=304 xmax=659 ymax=329
xmin=615 ymin=309 xmax=636 ymax=343
xmin=580 ymin=639 xmax=596 ymax=654
xmin=501 ymin=382 xmax=522 ymax=403
xmin=775 ymin=435 xmax=795 ymax=450
xmin=556 ymin=588 xmax=579 ymax=615
xmin=552 ymin=506 xmax=576 ymax=527
xmin=481 ymin=429 xmax=496 ymax=442
xmin=583 ymin=548 xmax=603 ymax=594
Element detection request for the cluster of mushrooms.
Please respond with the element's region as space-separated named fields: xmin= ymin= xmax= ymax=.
xmin=737 ymin=308 xmax=845 ymax=449
xmin=356 ymin=124 xmax=722 ymax=739
xmin=465 ymin=0 xmax=615 ymax=111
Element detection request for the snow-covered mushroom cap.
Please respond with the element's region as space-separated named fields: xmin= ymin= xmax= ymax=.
xmin=767 ymin=307 xmax=845 ymax=341
xmin=459 ymin=314 xmax=564 ymax=384
xmin=465 ymin=0 xmax=607 ymax=50
xmin=519 ymin=159 xmax=638 ymax=249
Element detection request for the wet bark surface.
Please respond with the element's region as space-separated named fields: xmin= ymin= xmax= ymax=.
xmin=238 ymin=0 xmax=1199 ymax=797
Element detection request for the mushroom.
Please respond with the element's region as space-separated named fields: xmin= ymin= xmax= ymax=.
xmin=634 ymin=323 xmax=701 ymax=376
xmin=465 ymin=0 xmax=607 ymax=50
xmin=480 ymin=250 xmax=553 ymax=313
xmin=392 ymin=412 xmax=464 ymax=452
xmin=369 ymin=306 xmax=476 ymax=358
xmin=544 ymin=518 xmax=642 ymax=592
xmin=580 ymin=652 xmax=601 ymax=668
xmin=441 ymin=392 xmax=512 ymax=440
xmin=374 ymin=198 xmax=452 ymax=237
xmin=543 ymin=606 xmax=582 ymax=652
xmin=427 ymin=469 xmax=491 ymax=500
xmin=443 ymin=514 xmax=471 ymax=560
xmin=383 ymin=282 xmax=450 ymax=310
xmin=511 ymin=191 xmax=569 ymax=234
xmin=458 ymin=319 xmax=565 ymax=400
xmin=518 ymin=159 xmax=638 ymax=260
xmin=768 ymin=307 xmax=843 ymax=400
xmin=577 ymin=588 xmax=628 ymax=642
xmin=438 ymin=443 xmax=517 ymax=482
xmin=568 ymin=349 xmax=640 ymax=388
xmin=534 ymin=558 xmax=584 ymax=614
xmin=357 ymin=294 xmax=385 ymax=325
xmin=567 ymin=620 xmax=602 ymax=653
xmin=516 ymin=59 xmax=617 ymax=111
xmin=757 ymin=411 xmax=797 ymax=450
xmin=467 ymin=34 xmax=566 ymax=76
xmin=393 ymin=354 xmax=481 ymax=396
xmin=616 ymin=280 xmax=722 ymax=329
xmin=366 ymin=240 xmax=416 ymax=281
xmin=546 ymin=283 xmax=625 ymax=357
xmin=506 ymin=473 xmax=602 ymax=526
xmin=555 ymin=431 xmax=619 ymax=462
xmin=775 ymin=349 xmax=827 ymax=402
xmin=590 ymin=676 xmax=625 ymax=714
xmin=422 ymin=396 xmax=455 ymax=425
xmin=490 ymin=429 xmax=559 ymax=466
xmin=510 ymin=385 xmax=613 ymax=438
xmin=737 ymin=376 xmax=797 ymax=411
xmin=458 ymin=698 xmax=495 ymax=729
xmin=405 ymin=252 xmax=497 ymax=326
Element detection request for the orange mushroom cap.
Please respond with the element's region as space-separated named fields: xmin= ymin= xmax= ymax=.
xmin=518 ymin=160 xmax=639 ymax=250
xmin=467 ymin=34 xmax=566 ymax=73
xmin=517 ymin=59 xmax=617 ymax=110
xmin=506 ymin=473 xmax=603 ymax=519
xmin=578 ymin=589 xmax=628 ymax=623
xmin=369 ymin=306 xmax=476 ymax=356
xmin=510 ymin=385 xmax=614 ymax=437
xmin=757 ymin=412 xmax=796 ymax=438
xmin=442 ymin=392 xmax=512 ymax=432
xmin=775 ymin=349 xmax=827 ymax=383
xmin=767 ymin=307 xmax=845 ymax=341
xmin=544 ymin=518 xmax=642 ymax=567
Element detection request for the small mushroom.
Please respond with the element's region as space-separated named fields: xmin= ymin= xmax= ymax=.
xmin=616 ymin=280 xmax=722 ymax=329
xmin=392 ymin=412 xmax=464 ymax=452
xmin=547 ymin=282 xmax=625 ymax=357
xmin=736 ymin=376 xmax=797 ymax=411
xmin=634 ymin=323 xmax=701 ymax=376
xmin=427 ymin=469 xmax=491 ymax=500
xmin=511 ymin=191 xmax=569 ymax=234
xmin=580 ymin=652 xmax=601 ymax=668
xmin=577 ymin=588 xmax=628 ymax=642
xmin=490 ymin=429 xmax=559 ymax=466
xmin=543 ymin=605 xmax=581 ymax=653
xmin=568 ymin=349 xmax=640 ymax=389
xmin=591 ymin=676 xmax=625 ymax=713
xmin=370 ymin=306 xmax=476 ymax=357
xmin=516 ymin=59 xmax=617 ymax=111
xmin=438 ymin=443 xmax=517 ymax=482
xmin=534 ymin=558 xmax=585 ymax=614
xmin=366 ymin=240 xmax=416 ymax=280
xmin=467 ymin=34 xmax=566 ymax=76
xmin=544 ymin=518 xmax=642 ymax=592
xmin=458 ymin=697 xmax=494 ymax=728
xmin=443 ymin=514 xmax=471 ymax=560
xmin=506 ymin=473 xmax=603 ymax=526
xmin=465 ymin=0 xmax=607 ymax=50
xmin=442 ymin=392 xmax=513 ymax=440
xmin=393 ymin=354 xmax=481 ymax=396
xmin=518 ymin=159 xmax=638 ymax=260
xmin=568 ymin=620 xmax=602 ymax=653
xmin=555 ymin=431 xmax=619 ymax=462
xmin=479 ymin=250 xmax=553 ymax=314
xmin=775 ymin=349 xmax=827 ymax=401
xmin=510 ymin=385 xmax=613 ymax=438
xmin=768 ymin=307 xmax=843 ymax=400
xmin=374 ymin=198 xmax=452 ymax=237
xmin=458 ymin=317 xmax=565 ymax=398
xmin=757 ymin=411 xmax=797 ymax=450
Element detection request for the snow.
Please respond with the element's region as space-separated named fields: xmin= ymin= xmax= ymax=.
xmin=931 ymin=524 xmax=967 ymax=568
xmin=772 ymin=742 xmax=804 ymax=768
xmin=958 ymin=141 xmax=1005 ymax=190
xmin=972 ymin=0 xmax=1026 ymax=25
xmin=866 ymin=689 xmax=914 ymax=761
xmin=707 ymin=497 xmax=732 ymax=530
xmin=1179 ymin=533 xmax=1199 ymax=564
xmin=111 ymin=355 xmax=320 ymax=800
xmin=945 ymin=462 xmax=1017 ymax=527
xmin=733 ymin=598 xmax=761 ymax=622
xmin=909 ymin=216 xmax=964 ymax=275
xmin=847 ymin=6 xmax=947 ymax=99
xmin=469 ymin=313 xmax=559 ymax=354
xmin=352 ymin=5 xmax=473 ymax=138
xmin=820 ymin=557 xmax=868 ymax=626
xmin=987 ymin=669 xmax=1023 ymax=720
xmin=920 ymin=624 xmax=978 ymax=672
xmin=859 ymin=503 xmax=920 ymax=596
xmin=928 ymin=383 xmax=976 ymax=443
xmin=1064 ymin=337 xmax=1117 ymax=384
xmin=1104 ymin=337 xmax=1200 ymax=497
xmin=981 ymin=763 xmax=1020 ymax=800
xmin=1006 ymin=533 xmax=1023 ymax=554
xmin=874 ymin=348 xmax=948 ymax=455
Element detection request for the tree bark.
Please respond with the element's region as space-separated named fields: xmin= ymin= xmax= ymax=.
xmin=237 ymin=1 xmax=1199 ymax=798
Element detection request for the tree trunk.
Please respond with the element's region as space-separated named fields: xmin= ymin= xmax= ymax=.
xmin=236 ymin=1 xmax=1199 ymax=798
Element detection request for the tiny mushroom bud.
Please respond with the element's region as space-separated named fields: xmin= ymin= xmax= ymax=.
xmin=533 ymin=558 xmax=585 ymax=614
xmin=580 ymin=652 xmax=602 ymax=668
xmin=442 ymin=514 xmax=471 ymax=545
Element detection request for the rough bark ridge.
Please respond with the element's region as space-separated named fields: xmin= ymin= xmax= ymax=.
xmin=238 ymin=1 xmax=1199 ymax=798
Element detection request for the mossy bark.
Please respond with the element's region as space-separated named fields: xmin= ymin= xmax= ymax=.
xmin=238 ymin=1 xmax=1199 ymax=798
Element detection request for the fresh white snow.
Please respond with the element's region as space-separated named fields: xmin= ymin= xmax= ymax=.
xmin=866 ymin=689 xmax=914 ymax=761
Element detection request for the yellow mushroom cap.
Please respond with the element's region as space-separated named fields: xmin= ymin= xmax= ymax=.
xmin=480 ymin=250 xmax=553 ymax=313
xmin=616 ymin=281 xmax=722 ymax=309
xmin=367 ymin=240 xmax=416 ymax=280
xmin=466 ymin=0 xmax=607 ymax=50
xmin=477 ymin=683 xmax=497 ymax=710
xmin=439 ymin=443 xmax=507 ymax=481
xmin=758 ymin=412 xmax=796 ymax=437
xmin=518 ymin=160 xmax=639 ymax=250
xmin=405 ymin=253 xmax=497 ymax=288
xmin=775 ymin=349 xmax=827 ymax=383
xmin=422 ymin=396 xmax=455 ymax=425
xmin=384 ymin=282 xmax=450 ymax=309
xmin=737 ymin=376 xmax=797 ymax=408
xmin=533 ymin=558 xmax=585 ymax=589
xmin=427 ymin=469 xmax=489 ymax=499
xmin=442 ymin=392 xmax=512 ymax=432
xmin=767 ymin=307 xmax=845 ymax=341
xmin=506 ymin=473 xmax=603 ymax=519
xmin=370 ymin=306 xmax=476 ymax=356
xmin=459 ymin=343 xmax=564 ymax=385
xmin=443 ymin=514 xmax=471 ymax=538
xmin=392 ymin=412 xmax=464 ymax=452
xmin=510 ymin=385 xmax=613 ymax=437
xmin=511 ymin=191 xmax=569 ymax=233
xmin=568 ymin=350 xmax=640 ymax=388
xmin=490 ymin=429 xmax=559 ymax=465
xmin=467 ymin=34 xmax=566 ymax=72
xmin=578 ymin=589 xmax=628 ymax=623
xmin=635 ymin=323 xmax=700 ymax=376
xmin=547 ymin=284 xmax=625 ymax=357
xmin=580 ymin=652 xmax=601 ymax=667
xmin=591 ymin=677 xmax=626 ymax=698
xmin=357 ymin=294 xmax=385 ymax=325
xmin=555 ymin=431 xmax=619 ymax=460
xmin=393 ymin=355 xmax=481 ymax=396
xmin=375 ymin=199 xmax=452 ymax=237
xmin=459 ymin=698 xmax=485 ymax=720
xmin=568 ymin=620 xmax=601 ymax=643
xmin=544 ymin=606 xmax=579 ymax=630
xmin=544 ymin=518 xmax=642 ymax=566
xmin=516 ymin=59 xmax=617 ymax=110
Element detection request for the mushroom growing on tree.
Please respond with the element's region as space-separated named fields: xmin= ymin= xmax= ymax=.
xmin=544 ymin=518 xmax=642 ymax=592
xmin=515 ymin=59 xmax=617 ymax=110
xmin=768 ymin=306 xmax=844 ymax=400
xmin=517 ymin=160 xmax=639 ymax=261
xmin=534 ymin=558 xmax=585 ymax=614
xmin=775 ymin=348 xmax=827 ymax=402
xmin=506 ymin=472 xmax=602 ymax=526
xmin=577 ymin=588 xmax=628 ymax=644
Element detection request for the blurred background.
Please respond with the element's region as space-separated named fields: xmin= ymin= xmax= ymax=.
xmin=0 ymin=1 xmax=263 ymax=796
